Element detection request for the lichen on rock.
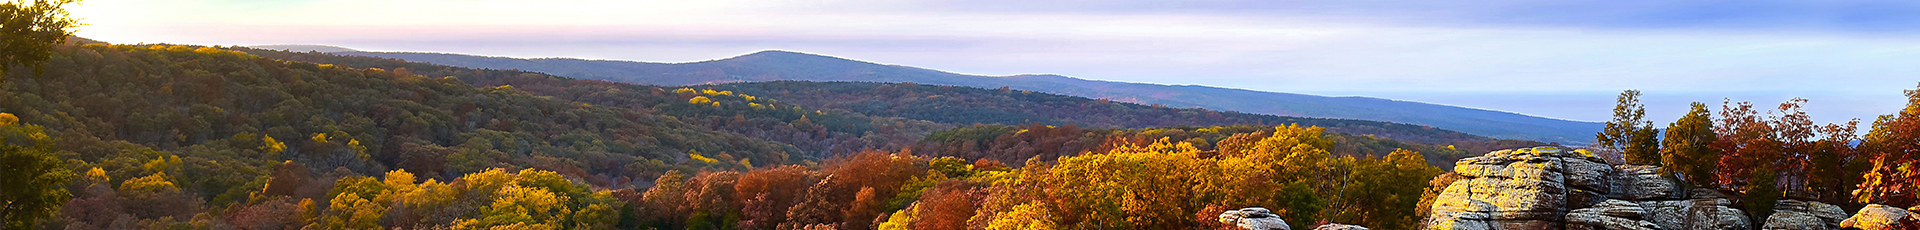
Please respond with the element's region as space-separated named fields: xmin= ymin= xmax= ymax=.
xmin=1425 ymin=146 xmax=1610 ymax=230
xmin=1424 ymin=146 xmax=1751 ymax=230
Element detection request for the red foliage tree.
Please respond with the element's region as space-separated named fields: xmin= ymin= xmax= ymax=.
xmin=911 ymin=180 xmax=983 ymax=230
xmin=1860 ymin=84 xmax=1920 ymax=206
xmin=683 ymin=171 xmax=742 ymax=228
xmin=734 ymin=166 xmax=821 ymax=229
xmin=822 ymin=151 xmax=922 ymax=230
xmin=1713 ymin=100 xmax=1783 ymax=190
xmin=782 ymin=177 xmax=852 ymax=229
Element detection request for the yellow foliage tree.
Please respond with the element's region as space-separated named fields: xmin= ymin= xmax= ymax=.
xmin=1044 ymin=137 xmax=1205 ymax=229
xmin=877 ymin=204 xmax=917 ymax=230
xmin=119 ymin=172 xmax=177 ymax=194
xmin=261 ymin=135 xmax=286 ymax=153
xmin=967 ymin=124 xmax=1439 ymax=228
xmin=312 ymin=192 xmax=385 ymax=230
xmin=689 ymin=150 xmax=719 ymax=164
xmin=82 ymin=167 xmax=107 ymax=182
xmin=985 ymin=203 xmax=1057 ymax=230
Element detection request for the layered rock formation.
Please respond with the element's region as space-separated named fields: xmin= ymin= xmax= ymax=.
xmin=1606 ymin=165 xmax=1680 ymax=201
xmin=1761 ymin=199 xmax=1847 ymax=230
xmin=1220 ymin=207 xmax=1291 ymax=230
xmin=1425 ymin=146 xmax=1751 ymax=230
xmin=1426 ymin=147 xmax=1613 ymax=229
xmin=1566 ymin=200 xmax=1659 ymax=230
xmin=1632 ymin=189 xmax=1747 ymax=230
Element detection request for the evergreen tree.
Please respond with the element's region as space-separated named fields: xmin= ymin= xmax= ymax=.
xmin=1600 ymin=90 xmax=1661 ymax=165
xmin=1661 ymin=102 xmax=1719 ymax=187
xmin=1742 ymin=167 xmax=1781 ymax=224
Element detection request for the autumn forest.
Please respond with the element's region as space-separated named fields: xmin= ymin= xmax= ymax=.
xmin=6 ymin=2 xmax=1920 ymax=230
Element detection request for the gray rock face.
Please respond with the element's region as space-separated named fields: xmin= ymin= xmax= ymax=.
xmin=1312 ymin=223 xmax=1370 ymax=230
xmin=1840 ymin=204 xmax=1919 ymax=230
xmin=1607 ymin=165 xmax=1681 ymax=201
xmin=1429 ymin=206 xmax=1494 ymax=230
xmin=1635 ymin=193 xmax=1748 ymax=230
xmin=1424 ymin=146 xmax=1753 ymax=230
xmin=1566 ymin=200 xmax=1660 ymax=230
xmin=1762 ymin=200 xmax=1847 ymax=230
xmin=1220 ymin=207 xmax=1291 ymax=230
xmin=1427 ymin=146 xmax=1611 ymax=230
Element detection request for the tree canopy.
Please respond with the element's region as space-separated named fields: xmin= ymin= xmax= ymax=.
xmin=0 ymin=0 xmax=81 ymax=79
xmin=1599 ymin=90 xmax=1659 ymax=165
xmin=0 ymin=114 xmax=71 ymax=230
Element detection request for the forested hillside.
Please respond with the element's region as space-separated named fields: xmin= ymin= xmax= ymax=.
xmin=706 ymin=81 xmax=1498 ymax=144
xmin=232 ymin=47 xmax=953 ymax=159
xmin=0 ymin=42 xmax=1534 ymax=229
xmin=236 ymin=48 xmax=1539 ymax=160
xmin=0 ymin=44 xmax=806 ymax=228
xmin=329 ymin=50 xmax=1604 ymax=144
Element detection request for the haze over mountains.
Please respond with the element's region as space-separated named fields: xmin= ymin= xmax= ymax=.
xmin=251 ymin=45 xmax=1603 ymax=144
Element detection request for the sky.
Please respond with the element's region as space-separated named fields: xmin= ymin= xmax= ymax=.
xmin=66 ymin=0 xmax=1920 ymax=125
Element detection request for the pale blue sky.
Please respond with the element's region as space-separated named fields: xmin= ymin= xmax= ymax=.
xmin=68 ymin=0 xmax=1920 ymax=124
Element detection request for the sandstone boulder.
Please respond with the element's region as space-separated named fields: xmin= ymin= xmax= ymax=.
xmin=1312 ymin=223 xmax=1370 ymax=230
xmin=1422 ymin=147 xmax=1769 ymax=230
xmin=1840 ymin=204 xmax=1920 ymax=230
xmin=1426 ymin=146 xmax=1611 ymax=230
xmin=1761 ymin=199 xmax=1847 ymax=230
xmin=1220 ymin=207 xmax=1291 ymax=230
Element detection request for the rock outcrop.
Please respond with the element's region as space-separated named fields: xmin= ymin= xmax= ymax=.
xmin=1425 ymin=146 xmax=1752 ymax=230
xmin=1607 ymin=165 xmax=1681 ymax=201
xmin=1312 ymin=223 xmax=1370 ymax=230
xmin=1840 ymin=204 xmax=1920 ymax=230
xmin=1427 ymin=147 xmax=1612 ymax=230
xmin=1761 ymin=199 xmax=1847 ymax=230
xmin=1633 ymin=189 xmax=1747 ymax=230
xmin=1595 ymin=165 xmax=1751 ymax=230
xmin=1220 ymin=207 xmax=1291 ymax=230
xmin=1566 ymin=200 xmax=1659 ymax=230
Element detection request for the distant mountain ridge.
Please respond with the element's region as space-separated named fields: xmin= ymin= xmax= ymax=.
xmin=329 ymin=49 xmax=1603 ymax=144
xmin=249 ymin=45 xmax=359 ymax=53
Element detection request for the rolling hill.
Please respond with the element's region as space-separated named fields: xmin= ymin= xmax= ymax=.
xmin=1 ymin=41 xmax=1544 ymax=229
xmin=235 ymin=47 xmax=1510 ymax=145
xmin=307 ymin=49 xmax=1604 ymax=144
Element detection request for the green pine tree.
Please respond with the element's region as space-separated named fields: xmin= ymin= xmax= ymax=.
xmin=1661 ymin=102 xmax=1719 ymax=187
